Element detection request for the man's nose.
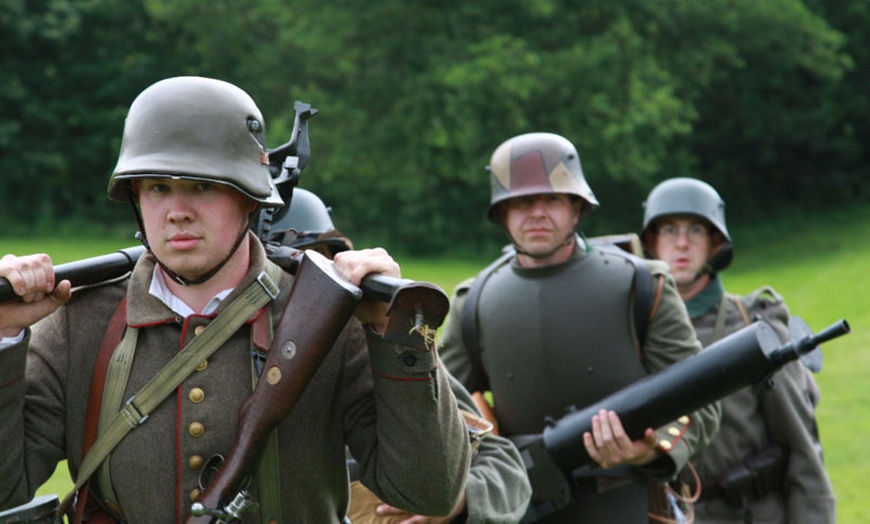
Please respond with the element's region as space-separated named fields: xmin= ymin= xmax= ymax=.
xmin=167 ymin=194 xmax=194 ymax=220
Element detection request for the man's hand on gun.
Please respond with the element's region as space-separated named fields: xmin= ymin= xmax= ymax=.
xmin=332 ymin=247 xmax=400 ymax=333
xmin=583 ymin=409 xmax=660 ymax=468
xmin=0 ymin=254 xmax=71 ymax=337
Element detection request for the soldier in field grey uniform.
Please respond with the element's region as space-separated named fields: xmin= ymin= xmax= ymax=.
xmin=439 ymin=132 xmax=721 ymax=523
xmin=641 ymin=177 xmax=835 ymax=523
xmin=0 ymin=76 xmax=470 ymax=522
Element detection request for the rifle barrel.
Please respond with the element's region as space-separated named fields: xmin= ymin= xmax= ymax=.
xmin=1 ymin=244 xmax=438 ymax=309
xmin=0 ymin=246 xmax=146 ymax=303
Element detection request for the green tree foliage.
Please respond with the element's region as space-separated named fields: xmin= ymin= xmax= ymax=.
xmin=0 ymin=0 xmax=186 ymax=237
xmin=0 ymin=0 xmax=860 ymax=256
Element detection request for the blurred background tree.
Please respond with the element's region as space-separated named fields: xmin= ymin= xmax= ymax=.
xmin=0 ymin=0 xmax=863 ymax=257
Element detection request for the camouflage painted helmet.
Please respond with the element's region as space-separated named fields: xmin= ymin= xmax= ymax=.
xmin=487 ymin=132 xmax=599 ymax=222
xmin=269 ymin=188 xmax=353 ymax=256
xmin=108 ymin=76 xmax=282 ymax=207
xmin=642 ymin=177 xmax=733 ymax=271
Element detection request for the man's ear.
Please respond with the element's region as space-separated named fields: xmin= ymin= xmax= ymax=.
xmin=244 ymin=197 xmax=260 ymax=215
xmin=571 ymin=198 xmax=584 ymax=229
xmin=709 ymin=231 xmax=726 ymax=257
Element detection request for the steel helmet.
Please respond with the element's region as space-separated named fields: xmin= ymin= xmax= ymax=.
xmin=273 ymin=188 xmax=335 ymax=234
xmin=108 ymin=76 xmax=282 ymax=207
xmin=263 ymin=188 xmax=353 ymax=256
xmin=642 ymin=177 xmax=732 ymax=271
xmin=487 ymin=132 xmax=599 ymax=222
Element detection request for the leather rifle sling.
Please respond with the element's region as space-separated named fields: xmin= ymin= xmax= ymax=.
xmin=58 ymin=267 xmax=282 ymax=519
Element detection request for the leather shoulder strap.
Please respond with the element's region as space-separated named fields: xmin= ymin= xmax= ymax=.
xmin=629 ymin=255 xmax=653 ymax=351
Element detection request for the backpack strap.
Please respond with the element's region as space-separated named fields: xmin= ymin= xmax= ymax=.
xmin=628 ymin=255 xmax=653 ymax=351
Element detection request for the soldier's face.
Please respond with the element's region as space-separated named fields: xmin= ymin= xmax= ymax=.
xmin=502 ymin=193 xmax=580 ymax=265
xmin=136 ymin=177 xmax=257 ymax=281
xmin=650 ymin=216 xmax=715 ymax=289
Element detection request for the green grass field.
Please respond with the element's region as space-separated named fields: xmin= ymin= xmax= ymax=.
xmin=3 ymin=202 xmax=868 ymax=521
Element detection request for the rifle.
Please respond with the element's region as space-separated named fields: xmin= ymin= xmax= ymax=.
xmin=0 ymin=244 xmax=433 ymax=308
xmin=513 ymin=316 xmax=849 ymax=521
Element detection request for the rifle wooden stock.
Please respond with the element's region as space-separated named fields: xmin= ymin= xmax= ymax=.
xmin=537 ymin=317 xmax=849 ymax=473
xmin=187 ymin=250 xmax=363 ymax=523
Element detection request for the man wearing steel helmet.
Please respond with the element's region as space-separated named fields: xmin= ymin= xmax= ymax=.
xmin=438 ymin=132 xmax=721 ymax=522
xmin=0 ymin=77 xmax=470 ymax=522
xmin=641 ymin=177 xmax=835 ymax=523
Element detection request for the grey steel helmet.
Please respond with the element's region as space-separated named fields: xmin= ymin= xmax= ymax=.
xmin=642 ymin=177 xmax=732 ymax=271
xmin=487 ymin=132 xmax=599 ymax=222
xmin=272 ymin=188 xmax=335 ymax=234
xmin=107 ymin=76 xmax=282 ymax=207
xmin=264 ymin=188 xmax=353 ymax=256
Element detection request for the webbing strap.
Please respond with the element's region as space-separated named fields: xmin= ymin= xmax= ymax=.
xmin=249 ymin=307 xmax=284 ymax=522
xmin=58 ymin=268 xmax=281 ymax=517
xmin=256 ymin=432 xmax=284 ymax=521
xmin=95 ymin=325 xmax=139 ymax=511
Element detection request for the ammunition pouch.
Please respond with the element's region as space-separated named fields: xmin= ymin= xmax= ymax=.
xmin=705 ymin=445 xmax=789 ymax=509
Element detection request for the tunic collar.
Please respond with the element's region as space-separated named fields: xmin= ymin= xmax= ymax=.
xmin=684 ymin=273 xmax=724 ymax=319
xmin=126 ymin=232 xmax=270 ymax=326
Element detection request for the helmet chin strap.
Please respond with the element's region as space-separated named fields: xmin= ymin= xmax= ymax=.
xmin=126 ymin=186 xmax=251 ymax=286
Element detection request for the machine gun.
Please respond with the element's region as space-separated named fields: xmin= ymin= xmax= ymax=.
xmin=514 ymin=316 xmax=849 ymax=521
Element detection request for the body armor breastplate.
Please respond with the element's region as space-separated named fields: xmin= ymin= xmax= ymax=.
xmin=478 ymin=248 xmax=648 ymax=435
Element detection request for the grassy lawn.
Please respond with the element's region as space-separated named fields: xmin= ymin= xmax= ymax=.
xmin=3 ymin=202 xmax=868 ymax=521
